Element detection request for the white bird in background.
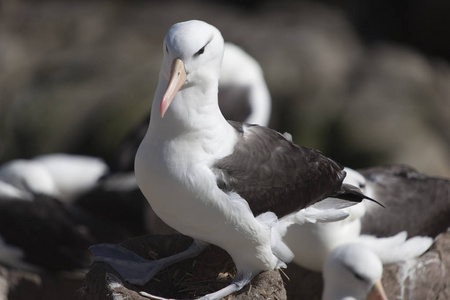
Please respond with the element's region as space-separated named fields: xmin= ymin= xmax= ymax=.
xmin=0 ymin=179 xmax=35 ymax=201
xmin=0 ymin=158 xmax=57 ymax=201
xmin=284 ymin=167 xmax=433 ymax=299
xmin=219 ymin=42 xmax=272 ymax=126
xmin=91 ymin=20 xmax=374 ymax=300
xmin=285 ymin=168 xmax=433 ymax=272
xmin=0 ymin=153 xmax=109 ymax=203
xmin=322 ymin=243 xmax=387 ymax=300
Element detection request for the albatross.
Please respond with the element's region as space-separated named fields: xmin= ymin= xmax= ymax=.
xmin=322 ymin=243 xmax=387 ymax=300
xmin=284 ymin=167 xmax=433 ymax=272
xmin=218 ymin=42 xmax=271 ymax=126
xmin=91 ymin=20 xmax=376 ymax=300
xmin=0 ymin=154 xmax=108 ymax=203
xmin=110 ymin=42 xmax=271 ymax=173
xmin=284 ymin=167 xmax=432 ymax=299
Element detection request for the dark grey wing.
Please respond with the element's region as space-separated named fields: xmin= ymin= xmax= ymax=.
xmin=213 ymin=121 xmax=349 ymax=218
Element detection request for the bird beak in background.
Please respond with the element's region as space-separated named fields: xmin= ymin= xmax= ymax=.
xmin=367 ymin=280 xmax=388 ymax=300
xmin=160 ymin=58 xmax=187 ymax=118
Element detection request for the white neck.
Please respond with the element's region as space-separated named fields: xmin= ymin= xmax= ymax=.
xmin=148 ymin=73 xmax=237 ymax=157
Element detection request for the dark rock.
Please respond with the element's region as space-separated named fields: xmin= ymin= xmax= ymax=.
xmin=0 ymin=195 xmax=130 ymax=271
xmin=381 ymin=231 xmax=450 ymax=299
xmin=0 ymin=266 xmax=84 ymax=300
xmin=75 ymin=176 xmax=149 ymax=237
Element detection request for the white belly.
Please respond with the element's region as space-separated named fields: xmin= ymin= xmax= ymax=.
xmin=284 ymin=217 xmax=361 ymax=271
xmin=135 ymin=135 xmax=278 ymax=272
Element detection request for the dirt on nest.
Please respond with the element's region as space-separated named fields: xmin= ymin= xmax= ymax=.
xmin=82 ymin=234 xmax=287 ymax=300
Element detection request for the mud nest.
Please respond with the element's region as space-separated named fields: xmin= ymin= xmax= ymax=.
xmin=82 ymin=234 xmax=287 ymax=300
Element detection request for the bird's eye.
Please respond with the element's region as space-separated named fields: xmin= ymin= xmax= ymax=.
xmin=353 ymin=272 xmax=366 ymax=282
xmin=165 ymin=44 xmax=169 ymax=53
xmin=343 ymin=264 xmax=368 ymax=282
xmin=194 ymin=46 xmax=206 ymax=57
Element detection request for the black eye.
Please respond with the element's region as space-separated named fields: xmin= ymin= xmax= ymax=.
xmin=353 ymin=272 xmax=367 ymax=282
xmin=165 ymin=45 xmax=169 ymax=53
xmin=343 ymin=264 xmax=368 ymax=282
xmin=194 ymin=46 xmax=205 ymax=57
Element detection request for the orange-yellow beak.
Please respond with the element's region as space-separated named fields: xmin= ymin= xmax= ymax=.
xmin=367 ymin=280 xmax=388 ymax=300
xmin=160 ymin=58 xmax=187 ymax=118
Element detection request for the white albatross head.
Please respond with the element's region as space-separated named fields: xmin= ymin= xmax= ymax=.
xmin=322 ymin=243 xmax=388 ymax=300
xmin=157 ymin=20 xmax=225 ymax=118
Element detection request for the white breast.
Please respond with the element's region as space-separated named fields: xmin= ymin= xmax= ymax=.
xmin=135 ymin=123 xmax=279 ymax=272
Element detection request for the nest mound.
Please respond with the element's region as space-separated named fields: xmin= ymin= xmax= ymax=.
xmin=82 ymin=234 xmax=287 ymax=300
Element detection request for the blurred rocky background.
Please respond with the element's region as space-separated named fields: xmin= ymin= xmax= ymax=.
xmin=2 ymin=1 xmax=450 ymax=300
xmin=2 ymin=0 xmax=450 ymax=177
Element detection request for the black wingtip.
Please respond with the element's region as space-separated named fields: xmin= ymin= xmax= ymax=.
xmin=336 ymin=183 xmax=386 ymax=208
xmin=364 ymin=195 xmax=386 ymax=208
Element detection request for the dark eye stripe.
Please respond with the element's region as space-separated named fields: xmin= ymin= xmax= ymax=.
xmin=194 ymin=37 xmax=212 ymax=57
xmin=342 ymin=263 xmax=368 ymax=282
xmin=194 ymin=46 xmax=205 ymax=56
xmin=353 ymin=272 xmax=367 ymax=282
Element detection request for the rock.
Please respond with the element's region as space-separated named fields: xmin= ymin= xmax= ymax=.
xmin=0 ymin=265 xmax=84 ymax=300
xmin=0 ymin=194 xmax=133 ymax=300
xmin=82 ymin=234 xmax=287 ymax=300
xmin=381 ymin=231 xmax=450 ymax=300
xmin=0 ymin=194 xmax=131 ymax=271
xmin=337 ymin=45 xmax=450 ymax=177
